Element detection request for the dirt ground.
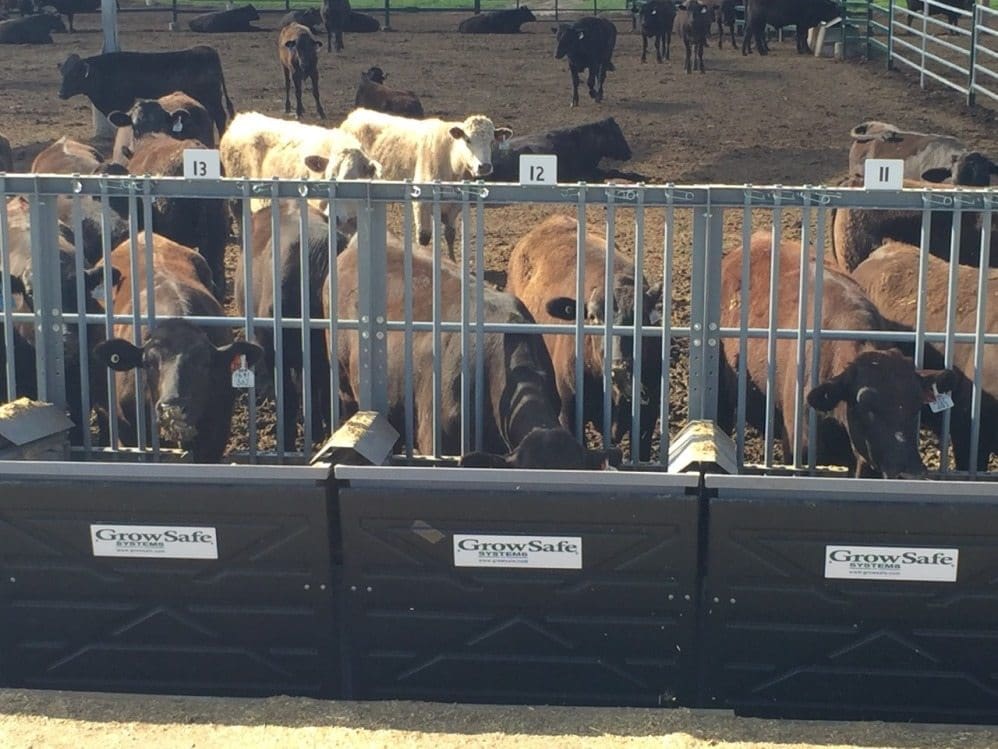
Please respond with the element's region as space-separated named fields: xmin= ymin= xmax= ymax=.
xmin=3 ymin=688 xmax=998 ymax=748
xmin=1 ymin=8 xmax=997 ymax=465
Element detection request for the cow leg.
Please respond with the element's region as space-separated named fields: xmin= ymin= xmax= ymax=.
xmin=293 ymin=72 xmax=305 ymax=119
xmin=656 ymin=33 xmax=663 ymax=63
xmin=67 ymin=12 xmax=74 ymax=32
xmin=741 ymin=24 xmax=752 ymax=54
xmin=698 ymin=40 xmax=705 ymax=72
xmin=587 ymin=68 xmax=598 ymax=100
xmin=569 ymin=65 xmax=581 ymax=107
xmin=444 ymin=223 xmax=457 ymax=262
xmin=326 ymin=24 xmax=332 ymax=52
xmin=641 ymin=33 xmax=648 ymax=63
xmin=685 ymin=38 xmax=693 ymax=73
xmin=335 ymin=30 xmax=344 ymax=52
xmin=665 ymin=30 xmax=671 ymax=60
xmin=310 ymin=70 xmax=326 ymax=120
xmin=596 ymin=65 xmax=608 ymax=102
xmin=281 ymin=364 xmax=299 ymax=452
xmin=756 ymin=26 xmax=768 ymax=55
xmin=416 ymin=201 xmax=433 ymax=246
xmin=283 ymin=68 xmax=292 ymax=115
xmin=729 ymin=23 xmax=735 ymax=49
xmin=796 ymin=26 xmax=810 ymax=54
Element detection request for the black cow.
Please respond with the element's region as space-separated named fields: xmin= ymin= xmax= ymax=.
xmin=322 ymin=0 xmax=350 ymax=51
xmin=95 ymin=237 xmax=263 ymax=463
xmin=716 ymin=0 xmax=737 ymax=48
xmin=552 ymin=16 xmax=617 ymax=107
xmin=906 ymin=0 xmax=971 ymax=29
xmin=460 ymin=427 xmax=620 ymax=470
xmin=107 ymin=91 xmax=215 ymax=165
xmin=279 ymin=7 xmax=322 ymax=32
xmin=682 ymin=0 xmax=711 ymax=73
xmin=637 ymin=0 xmax=676 ymax=63
xmin=188 ymin=4 xmax=261 ymax=33
xmin=742 ymin=0 xmax=840 ymax=55
xmin=458 ymin=6 xmax=536 ymax=33
xmin=490 ymin=118 xmax=632 ymax=183
xmin=0 ymin=11 xmax=65 ymax=43
xmin=57 ymin=46 xmax=235 ymax=136
xmin=343 ymin=10 xmax=380 ymax=31
xmin=235 ymin=202 xmax=347 ymax=450
xmin=38 ymin=0 xmax=101 ymax=32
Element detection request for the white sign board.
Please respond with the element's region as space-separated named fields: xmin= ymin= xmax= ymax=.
xmin=454 ymin=534 xmax=582 ymax=569
xmin=863 ymin=158 xmax=905 ymax=190
xmin=183 ymin=148 xmax=221 ymax=180
xmin=824 ymin=545 xmax=958 ymax=582
xmin=519 ymin=154 xmax=557 ymax=185
xmin=91 ymin=524 xmax=219 ymax=559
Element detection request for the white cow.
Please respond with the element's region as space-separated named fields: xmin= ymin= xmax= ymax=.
xmin=219 ymin=111 xmax=381 ymax=221
xmin=340 ymin=107 xmax=512 ymax=260
xmin=848 ymin=120 xmax=968 ymax=181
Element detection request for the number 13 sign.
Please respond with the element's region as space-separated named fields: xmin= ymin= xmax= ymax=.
xmin=519 ymin=154 xmax=557 ymax=185
xmin=183 ymin=149 xmax=221 ymax=180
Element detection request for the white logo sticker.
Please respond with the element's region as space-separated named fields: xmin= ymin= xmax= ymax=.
xmin=182 ymin=148 xmax=221 ymax=180
xmin=454 ymin=534 xmax=582 ymax=569
xmin=519 ymin=154 xmax=557 ymax=185
xmin=825 ymin=545 xmax=958 ymax=582
xmin=863 ymin=158 xmax=905 ymax=190
xmin=91 ymin=524 xmax=219 ymax=559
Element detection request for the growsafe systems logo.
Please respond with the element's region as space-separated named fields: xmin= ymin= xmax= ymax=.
xmin=824 ymin=545 xmax=958 ymax=582
xmin=453 ymin=534 xmax=583 ymax=569
xmin=90 ymin=524 xmax=219 ymax=560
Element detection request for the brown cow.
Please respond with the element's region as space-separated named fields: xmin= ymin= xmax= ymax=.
xmin=331 ymin=232 xmax=598 ymax=465
xmin=93 ymin=235 xmax=262 ymax=463
xmin=353 ymin=67 xmax=424 ymax=118
xmin=279 ymin=23 xmax=325 ymax=120
xmin=852 ymin=241 xmax=998 ymax=472
xmin=107 ymin=91 xmax=215 ymax=165
xmin=717 ymin=231 xmax=955 ymax=478
xmin=506 ymin=214 xmax=663 ymax=461
xmin=847 ymin=120 xmax=969 ymax=181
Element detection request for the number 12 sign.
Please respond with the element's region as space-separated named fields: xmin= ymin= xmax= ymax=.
xmin=519 ymin=154 xmax=557 ymax=185
xmin=183 ymin=148 xmax=221 ymax=180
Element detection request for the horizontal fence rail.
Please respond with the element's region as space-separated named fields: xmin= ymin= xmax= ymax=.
xmin=0 ymin=175 xmax=995 ymax=478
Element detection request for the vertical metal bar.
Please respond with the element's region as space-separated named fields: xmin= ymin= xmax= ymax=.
xmin=658 ymin=189 xmax=674 ymax=467
xmin=326 ymin=182 xmax=339 ymax=436
xmin=99 ymin=181 xmax=118 ymax=453
xmin=968 ymin=206 xmax=992 ymax=476
xmin=920 ymin=4 xmax=928 ymax=89
xmin=0 ymin=183 xmax=17 ymax=401
xmin=736 ymin=189 xmax=752 ymax=468
xmin=687 ymin=198 xmax=709 ymax=421
xmin=886 ymin=0 xmax=895 ymax=70
xmin=702 ymin=193 xmax=723 ymax=424
xmin=939 ymin=204 xmax=963 ymax=472
xmin=630 ymin=188 xmax=645 ymax=464
xmin=763 ymin=205 xmax=783 ymax=468
xmin=142 ymin=180 xmax=160 ymax=458
xmin=403 ymin=184 xmax=415 ymax=458
xmin=968 ymin=4 xmax=979 ymax=107
xmin=241 ymin=181 xmax=257 ymax=460
xmin=460 ymin=188 xmax=471 ymax=456
xmin=28 ymin=193 xmax=66 ymax=410
xmin=808 ymin=205 xmax=827 ymax=473
xmin=269 ymin=182 xmax=285 ymax=457
xmin=126 ymin=185 xmax=147 ymax=452
xmin=384 ymin=0 xmax=391 ymax=31
xmin=356 ymin=193 xmax=388 ymax=415
xmin=914 ymin=203 xmax=933 ymax=370
xmin=70 ymin=194 xmax=91 ymax=453
xmin=792 ymin=193 xmax=812 ymax=469
xmin=298 ymin=195 xmax=313 ymax=454
xmin=474 ymin=190 xmax=485 ymax=452
xmin=431 ymin=185 xmax=443 ymax=457
xmin=574 ymin=189 xmax=586 ymax=441
xmin=602 ymin=192 xmax=616 ymax=452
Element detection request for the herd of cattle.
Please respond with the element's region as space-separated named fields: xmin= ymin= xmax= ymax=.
xmin=0 ymin=0 xmax=995 ymax=475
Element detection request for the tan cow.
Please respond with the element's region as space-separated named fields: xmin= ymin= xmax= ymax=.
xmin=340 ymin=107 xmax=512 ymax=260
xmin=848 ymin=120 xmax=969 ymax=181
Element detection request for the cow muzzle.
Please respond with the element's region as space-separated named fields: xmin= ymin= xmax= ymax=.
xmin=156 ymin=402 xmax=198 ymax=443
xmin=476 ymin=163 xmax=493 ymax=178
xmin=611 ymin=363 xmax=632 ymax=399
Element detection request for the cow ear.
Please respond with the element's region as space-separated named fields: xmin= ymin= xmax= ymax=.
xmin=546 ymin=296 xmax=576 ymax=320
xmin=918 ymin=368 xmax=956 ymax=404
xmin=449 ymin=126 xmax=467 ymax=141
xmin=806 ymin=374 xmax=847 ymax=412
xmin=107 ymin=111 xmax=131 ymax=128
xmin=304 ymin=154 xmax=329 ymax=173
xmin=494 ymin=127 xmax=513 ymax=142
xmin=95 ymin=338 xmax=143 ymax=371
xmin=921 ymin=167 xmax=952 ymax=183
xmin=215 ymin=340 xmax=265 ymax=369
xmin=459 ymin=451 xmax=512 ymax=468
xmin=315 ymin=39 xmax=323 ymax=47
xmin=83 ymin=265 xmax=115 ymax=295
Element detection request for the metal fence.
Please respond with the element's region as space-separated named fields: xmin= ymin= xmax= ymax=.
xmin=868 ymin=0 xmax=998 ymax=107
xmin=0 ymin=175 xmax=995 ymax=477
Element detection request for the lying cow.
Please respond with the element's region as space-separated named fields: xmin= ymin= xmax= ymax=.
xmin=333 ymin=232 xmax=597 ymax=466
xmin=717 ymin=231 xmax=955 ymax=478
xmin=853 ymin=241 xmax=997 ymax=472
xmin=0 ymin=133 xmax=11 ymax=171
xmin=0 ymin=11 xmax=64 ymax=43
xmin=322 ymin=0 xmax=349 ymax=51
xmin=742 ymin=0 xmax=840 ymax=55
xmin=107 ymin=91 xmax=215 ymax=165
xmin=343 ymin=10 xmax=380 ymax=32
xmin=458 ymin=6 xmax=536 ymax=33
xmin=188 ymin=4 xmax=261 ymax=32
xmin=490 ymin=117 xmax=632 ymax=183
xmin=219 ymin=110 xmax=380 ymax=218
xmin=848 ymin=120 xmax=969 ymax=180
xmin=94 ymin=235 xmax=263 ymax=463
xmin=637 ymin=0 xmax=676 ymax=63
xmin=279 ymin=23 xmax=325 ymax=119
xmin=354 ymin=66 xmax=424 ymax=117
xmin=682 ymin=0 xmax=711 ymax=74
xmin=234 ymin=202 xmax=346 ymax=450
xmin=831 ymin=152 xmax=998 ymax=271
xmin=553 ymin=16 xmax=617 ymax=107
xmin=36 ymin=0 xmax=101 ymax=31
xmin=340 ymin=107 xmax=510 ymax=260
xmin=506 ymin=214 xmax=664 ymax=462
xmin=58 ymin=46 xmax=235 ymax=136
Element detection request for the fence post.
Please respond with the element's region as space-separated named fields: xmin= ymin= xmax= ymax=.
xmin=886 ymin=0 xmax=894 ymax=69
xmin=356 ymin=195 xmax=389 ymax=415
xmin=919 ymin=1 xmax=927 ymax=89
xmin=968 ymin=4 xmax=979 ymax=106
xmin=384 ymin=0 xmax=391 ymax=31
xmin=555 ymin=0 xmax=558 ymax=22
xmin=27 ymin=193 xmax=67 ymax=412
xmin=686 ymin=192 xmax=721 ymax=422
xmin=475 ymin=0 xmax=480 ymax=13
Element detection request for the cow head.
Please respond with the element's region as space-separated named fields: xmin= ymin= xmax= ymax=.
xmin=362 ymin=66 xmax=387 ymax=84
xmin=304 ymin=147 xmax=382 ymax=226
xmin=806 ymin=0 xmax=841 ymax=25
xmin=95 ymin=321 xmax=263 ymax=447
xmin=108 ymin=99 xmax=193 ymax=142
xmin=552 ymin=23 xmax=584 ymax=59
xmin=639 ymin=1 xmax=670 ymax=33
xmin=285 ymin=30 xmax=323 ymax=56
xmin=921 ymin=151 xmax=998 ymax=187
xmin=806 ymin=349 xmax=956 ymax=479
xmin=517 ymin=5 xmax=537 ymax=22
xmin=460 ymin=427 xmax=621 ymax=470
xmin=448 ymin=116 xmax=512 ymax=179
xmin=57 ymin=53 xmax=90 ymax=100
xmin=600 ymin=118 xmax=633 ymax=162
xmin=241 ymin=3 xmax=260 ymax=20
xmin=38 ymin=10 xmax=67 ymax=33
xmin=297 ymin=7 xmax=323 ymax=31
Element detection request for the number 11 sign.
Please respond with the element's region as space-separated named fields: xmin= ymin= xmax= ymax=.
xmin=863 ymin=158 xmax=904 ymax=190
xmin=519 ymin=154 xmax=557 ymax=185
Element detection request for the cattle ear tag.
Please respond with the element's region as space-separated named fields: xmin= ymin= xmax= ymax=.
xmin=928 ymin=383 xmax=954 ymax=414
xmin=172 ymin=119 xmax=184 ymax=134
xmin=231 ymin=355 xmax=255 ymax=389
xmin=90 ymin=282 xmax=105 ymax=303
xmin=578 ymin=31 xmax=584 ymax=39
xmin=498 ymin=134 xmax=510 ymax=152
